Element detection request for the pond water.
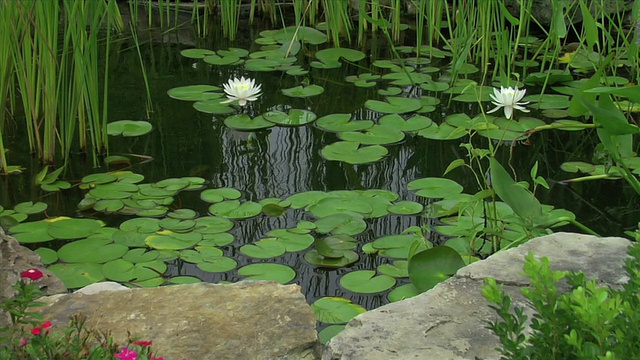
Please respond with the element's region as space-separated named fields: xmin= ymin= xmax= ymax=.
xmin=1 ymin=10 xmax=639 ymax=336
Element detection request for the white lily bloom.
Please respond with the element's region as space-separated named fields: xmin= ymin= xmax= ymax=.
xmin=222 ymin=76 xmax=262 ymax=106
xmin=487 ymin=86 xmax=530 ymax=120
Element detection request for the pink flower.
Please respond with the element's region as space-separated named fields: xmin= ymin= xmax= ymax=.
xmin=114 ymin=348 xmax=138 ymax=360
xmin=133 ymin=340 xmax=153 ymax=347
xmin=20 ymin=268 xmax=44 ymax=281
xmin=31 ymin=327 xmax=42 ymax=336
xmin=41 ymin=321 xmax=52 ymax=329
xmin=19 ymin=338 xmax=28 ymax=347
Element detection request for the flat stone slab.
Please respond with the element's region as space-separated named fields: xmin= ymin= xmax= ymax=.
xmin=37 ymin=281 xmax=319 ymax=360
xmin=323 ymin=232 xmax=632 ymax=360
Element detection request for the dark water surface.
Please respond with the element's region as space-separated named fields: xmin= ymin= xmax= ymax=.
xmin=1 ymin=17 xmax=638 ymax=310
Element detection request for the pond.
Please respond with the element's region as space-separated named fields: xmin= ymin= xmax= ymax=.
xmin=2 ymin=5 xmax=639 ymax=342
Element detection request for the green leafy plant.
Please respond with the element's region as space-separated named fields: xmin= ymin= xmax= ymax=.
xmin=0 ymin=268 xmax=175 ymax=359
xmin=482 ymin=243 xmax=640 ymax=359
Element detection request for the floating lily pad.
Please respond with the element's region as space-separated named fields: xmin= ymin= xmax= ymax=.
xmin=203 ymin=53 xmax=241 ymax=66
xmin=379 ymin=114 xmax=433 ymax=132
xmin=282 ymin=85 xmax=324 ymax=98
xmin=180 ymin=48 xmax=216 ymax=59
xmin=387 ymin=283 xmax=422 ymax=302
xmin=194 ymin=98 xmax=236 ymax=115
xmin=285 ymin=191 xmax=328 ymax=209
xmin=319 ymin=325 xmax=346 ymax=344
xmin=338 ymin=125 xmax=405 ymax=145
xmin=388 ymin=201 xmax=424 ymax=215
xmin=208 ymin=200 xmax=262 ymax=219
xmin=266 ymin=229 xmax=314 ymax=252
xmin=321 ymin=141 xmax=388 ymax=164
xmin=48 ymin=263 xmax=104 ymax=289
xmin=194 ymin=216 xmax=235 ymax=234
xmin=304 ymin=249 xmax=359 ymax=268
xmin=418 ymin=122 xmax=466 ymax=140
xmin=167 ymin=85 xmax=222 ymax=101
xmin=119 ymin=217 xmax=161 ymax=233
xmin=408 ymin=246 xmax=466 ymax=292
xmin=263 ymin=109 xmax=317 ymax=126
xmin=34 ymin=247 xmax=58 ymax=265
xmin=13 ymin=201 xmax=47 ymax=215
xmin=107 ymin=120 xmax=153 ymax=137
xmin=237 ymin=263 xmax=296 ymax=284
xmin=312 ymin=297 xmax=366 ymax=324
xmin=365 ymin=97 xmax=422 ymax=114
xmin=169 ymin=276 xmax=202 ymax=285
xmin=371 ymin=234 xmax=425 ymax=259
xmin=122 ymin=248 xmax=159 ymax=263
xmin=408 ymin=177 xmax=464 ymax=198
xmin=224 ymin=114 xmax=275 ymax=131
xmin=196 ymin=257 xmax=238 ymax=273
xmin=377 ymin=260 xmax=409 ymax=277
xmin=316 ymin=235 xmax=357 ymax=258
xmin=58 ymin=238 xmax=128 ymax=263
xmin=8 ymin=221 xmax=53 ymax=243
xmin=339 ymin=270 xmax=396 ymax=294
xmin=145 ymin=231 xmax=202 ymax=250
xmin=308 ymin=197 xmax=372 ymax=218
xmin=312 ymin=48 xmax=365 ymax=68
xmin=200 ymin=188 xmax=242 ymax=203
xmin=199 ymin=232 xmax=235 ymax=247
xmin=240 ymin=239 xmax=286 ymax=258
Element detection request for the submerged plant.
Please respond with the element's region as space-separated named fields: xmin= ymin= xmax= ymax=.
xmin=487 ymin=86 xmax=530 ymax=120
xmin=222 ymin=77 xmax=262 ymax=107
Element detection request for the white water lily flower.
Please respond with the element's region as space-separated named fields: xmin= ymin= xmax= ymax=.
xmin=222 ymin=76 xmax=262 ymax=106
xmin=487 ymin=86 xmax=530 ymax=120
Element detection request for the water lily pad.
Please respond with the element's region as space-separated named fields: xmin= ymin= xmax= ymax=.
xmin=34 ymin=247 xmax=58 ymax=265
xmin=377 ymin=260 xmax=409 ymax=277
xmin=199 ymin=232 xmax=235 ymax=247
xmin=321 ymin=141 xmax=388 ymax=164
xmin=314 ymin=213 xmax=367 ymax=235
xmin=304 ymin=249 xmax=359 ymax=268
xmin=282 ymin=85 xmax=324 ymax=98
xmin=312 ymin=297 xmax=366 ymax=324
xmin=388 ymin=201 xmax=424 ymax=215
xmin=169 ymin=276 xmax=202 ymax=284
xmin=47 ymin=218 xmax=106 ymax=240
xmin=387 ymin=283 xmax=422 ymax=302
xmin=122 ymin=248 xmax=159 ymax=263
xmin=266 ymin=229 xmax=314 ymax=252
xmin=560 ymin=161 xmax=596 ymax=173
xmin=193 ymin=98 xmax=236 ymax=115
xmin=13 ymin=201 xmax=47 ymax=214
xmin=408 ymin=177 xmax=464 ymax=198
xmin=167 ymin=209 xmax=198 ymax=220
xmin=418 ymin=122 xmax=466 ymax=140
xmin=58 ymin=238 xmax=128 ymax=263
xmin=263 ymin=109 xmax=317 ymax=126
xmin=8 ymin=221 xmax=53 ymax=243
xmin=308 ymin=197 xmax=372 ymax=218
xmin=158 ymin=218 xmax=196 ymax=232
xmin=203 ymin=53 xmax=241 ymax=66
xmin=382 ymin=71 xmax=431 ymax=86
xmin=200 ymin=188 xmax=242 ymax=203
xmin=180 ymin=48 xmax=216 ymax=59
xmin=338 ymin=125 xmax=405 ymax=145
xmin=316 ymin=235 xmax=357 ymax=258
xmin=379 ymin=114 xmax=433 ymax=132
xmin=313 ymin=48 xmax=365 ymax=67
xmin=196 ymin=257 xmax=238 ymax=273
xmin=89 ymin=182 xmax=139 ymax=200
xmin=240 ymin=239 xmax=286 ymax=258
xmin=48 ymin=263 xmax=104 ymax=289
xmin=145 ymin=231 xmax=202 ymax=250
xmin=339 ymin=270 xmax=396 ymax=294
xmin=224 ymin=114 xmax=275 ymax=131
xmin=108 ymin=120 xmax=153 ymax=137
xmin=315 ymin=114 xmax=374 ymax=132
xmin=167 ymin=85 xmax=222 ymax=101
xmin=371 ymin=234 xmax=425 ymax=259
xmin=238 ymin=263 xmax=296 ymax=284
xmin=319 ymin=325 xmax=346 ymax=344
xmin=365 ymin=97 xmax=422 ymax=114
xmin=208 ymin=200 xmax=262 ymax=219
xmin=194 ymin=216 xmax=235 ymax=234
xmin=408 ymin=246 xmax=466 ymax=292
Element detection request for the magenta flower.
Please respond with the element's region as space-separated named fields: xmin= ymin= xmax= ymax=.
xmin=114 ymin=348 xmax=138 ymax=360
xmin=20 ymin=268 xmax=44 ymax=281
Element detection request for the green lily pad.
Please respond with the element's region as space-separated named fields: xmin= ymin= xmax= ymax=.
xmin=387 ymin=283 xmax=422 ymax=302
xmin=266 ymin=229 xmax=314 ymax=252
xmin=377 ymin=260 xmax=409 ymax=277
xmin=365 ymin=97 xmax=422 ymax=114
xmin=122 ymin=248 xmax=160 ymax=263
xmin=321 ymin=141 xmax=388 ymax=164
xmin=180 ymin=48 xmax=216 ymax=59
xmin=379 ymin=114 xmax=433 ymax=132
xmin=282 ymin=85 xmax=324 ymax=98
xmin=371 ymin=234 xmax=426 ymax=259
xmin=339 ymin=270 xmax=396 ymax=294
xmin=312 ymin=297 xmax=366 ymax=324
xmin=208 ymin=200 xmax=262 ymax=219
xmin=203 ymin=53 xmax=241 ymax=66
xmin=408 ymin=177 xmax=464 ymax=198
xmin=308 ymin=197 xmax=372 ymax=218
xmin=145 ymin=231 xmax=202 ymax=250
xmin=314 ymin=213 xmax=367 ymax=235
xmin=319 ymin=325 xmax=346 ymax=344
xmin=47 ymin=218 xmax=105 ymax=240
xmin=34 ymin=247 xmax=58 ymax=265
xmin=167 ymin=85 xmax=222 ymax=101
xmin=304 ymin=249 xmax=359 ymax=268
xmin=119 ymin=217 xmax=161 ymax=233
xmin=408 ymin=246 xmax=466 ymax=292
xmin=200 ymin=188 xmax=242 ymax=203
xmin=285 ymin=191 xmax=328 ymax=209
xmin=418 ymin=122 xmax=466 ymax=140
xmin=199 ymin=232 xmax=235 ymax=247
xmin=196 ymin=257 xmax=238 ymax=273
xmin=315 ymin=114 xmax=374 ymax=132
xmin=338 ymin=125 xmax=405 ymax=145
xmin=194 ymin=216 xmax=235 ymax=234
xmin=107 ymin=120 xmax=153 ymax=137
xmin=13 ymin=201 xmax=47 ymax=215
xmin=48 ymin=263 xmax=104 ymax=289
xmin=388 ymin=201 xmax=424 ymax=215
xmin=240 ymin=239 xmax=287 ymax=258
xmin=237 ymin=263 xmax=296 ymax=284
xmin=169 ymin=276 xmax=202 ymax=284
xmin=560 ymin=161 xmax=596 ymax=173
xmin=312 ymin=48 xmax=365 ymax=67
xmin=316 ymin=235 xmax=358 ymax=258
xmin=58 ymin=238 xmax=128 ymax=263
xmin=194 ymin=98 xmax=236 ymax=115
xmin=263 ymin=109 xmax=317 ymax=126
xmin=224 ymin=114 xmax=275 ymax=131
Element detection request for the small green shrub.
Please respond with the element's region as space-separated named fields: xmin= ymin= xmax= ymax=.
xmin=482 ymin=243 xmax=640 ymax=359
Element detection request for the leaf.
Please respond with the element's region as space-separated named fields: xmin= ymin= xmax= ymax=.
xmin=107 ymin=120 xmax=153 ymax=137
xmin=408 ymin=246 xmax=465 ymax=292
xmin=312 ymin=297 xmax=366 ymax=324
xmin=339 ymin=270 xmax=396 ymax=294
xmin=489 ymin=157 xmax=543 ymax=226
xmin=237 ymin=263 xmax=296 ymax=284
xmin=321 ymin=141 xmax=388 ymax=164
xmin=282 ymin=85 xmax=324 ymax=98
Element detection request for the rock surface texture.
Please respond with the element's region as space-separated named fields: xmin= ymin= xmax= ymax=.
xmin=37 ymin=281 xmax=319 ymax=360
xmin=323 ymin=232 xmax=632 ymax=360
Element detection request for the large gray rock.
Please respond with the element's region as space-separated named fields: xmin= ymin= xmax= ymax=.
xmin=35 ymin=281 xmax=319 ymax=360
xmin=323 ymin=232 xmax=632 ymax=360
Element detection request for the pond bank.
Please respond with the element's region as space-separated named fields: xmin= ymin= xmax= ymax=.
xmin=1 ymin=231 xmax=631 ymax=359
